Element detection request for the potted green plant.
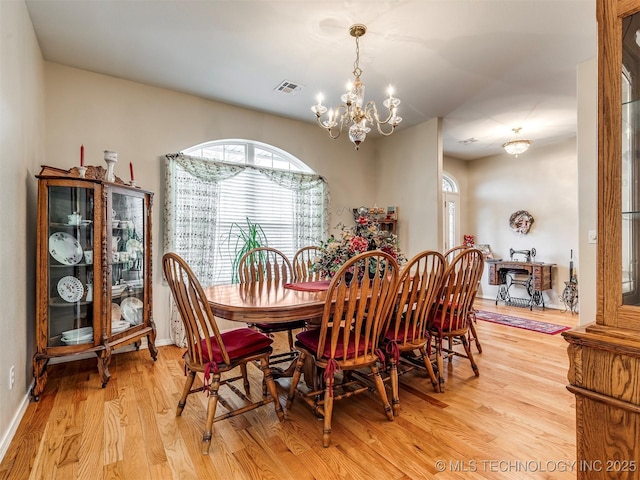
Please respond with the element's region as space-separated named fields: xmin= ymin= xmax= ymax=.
xmin=225 ymin=217 xmax=268 ymax=283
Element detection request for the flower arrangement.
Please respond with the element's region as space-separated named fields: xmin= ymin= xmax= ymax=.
xmin=463 ymin=234 xmax=475 ymax=247
xmin=312 ymin=214 xmax=406 ymax=279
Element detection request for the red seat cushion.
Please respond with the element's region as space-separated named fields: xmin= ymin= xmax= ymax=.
xmin=385 ymin=321 xmax=421 ymax=342
xmin=254 ymin=320 xmax=306 ymax=331
xmin=200 ymin=328 xmax=273 ymax=363
xmin=429 ymin=308 xmax=466 ymax=331
xmin=296 ymin=327 xmax=368 ymax=360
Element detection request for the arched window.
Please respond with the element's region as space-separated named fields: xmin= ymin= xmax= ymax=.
xmin=442 ymin=172 xmax=460 ymax=251
xmin=442 ymin=174 xmax=458 ymax=193
xmin=164 ymin=140 xmax=328 ymax=285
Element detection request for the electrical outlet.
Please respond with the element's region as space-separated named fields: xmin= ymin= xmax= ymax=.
xmin=9 ymin=365 xmax=15 ymax=390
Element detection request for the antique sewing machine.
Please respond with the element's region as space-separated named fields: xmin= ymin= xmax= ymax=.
xmin=488 ymin=247 xmax=554 ymax=309
xmin=509 ymin=247 xmax=536 ymax=262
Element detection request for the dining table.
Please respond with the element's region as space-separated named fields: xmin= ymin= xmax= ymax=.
xmin=203 ymin=280 xmax=332 ymax=388
xmin=203 ymin=280 xmax=331 ymax=323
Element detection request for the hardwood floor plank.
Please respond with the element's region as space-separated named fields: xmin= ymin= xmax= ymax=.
xmin=2 ymin=300 xmax=579 ymax=479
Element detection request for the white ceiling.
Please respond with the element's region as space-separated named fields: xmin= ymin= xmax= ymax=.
xmin=24 ymin=0 xmax=597 ymax=160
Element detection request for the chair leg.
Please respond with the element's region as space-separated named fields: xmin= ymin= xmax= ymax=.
xmin=435 ymin=342 xmax=445 ymax=393
xmin=460 ymin=336 xmax=480 ymax=377
xmin=177 ymin=370 xmax=196 ymax=416
xmin=370 ymin=363 xmax=394 ymax=422
xmin=468 ymin=315 xmax=482 ymax=353
xmin=389 ymin=358 xmax=400 ymax=416
xmin=417 ymin=345 xmax=440 ymax=393
xmin=259 ymin=357 xmax=285 ymax=421
xmin=287 ymin=329 xmax=294 ymax=350
xmin=286 ymin=352 xmax=306 ymax=410
xmin=202 ymin=372 xmax=221 ymax=455
xmin=240 ymin=363 xmax=250 ymax=394
xmin=322 ymin=382 xmax=334 ymax=448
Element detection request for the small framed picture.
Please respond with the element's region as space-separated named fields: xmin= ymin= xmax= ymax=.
xmin=386 ymin=206 xmax=397 ymax=220
xmin=476 ymin=244 xmax=492 ymax=259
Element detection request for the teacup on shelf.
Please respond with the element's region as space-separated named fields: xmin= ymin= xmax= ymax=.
xmin=67 ymin=213 xmax=82 ymax=225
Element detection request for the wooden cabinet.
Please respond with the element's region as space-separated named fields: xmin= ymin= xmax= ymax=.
xmin=563 ymin=1 xmax=640 ymax=476
xmin=32 ymin=165 xmax=157 ymax=400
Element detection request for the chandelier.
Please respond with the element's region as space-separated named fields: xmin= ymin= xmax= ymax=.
xmin=502 ymin=127 xmax=532 ymax=157
xmin=311 ymin=24 xmax=402 ymax=150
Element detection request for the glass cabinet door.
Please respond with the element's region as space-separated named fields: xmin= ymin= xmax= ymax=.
xmin=47 ymin=185 xmax=95 ymax=347
xmin=622 ymin=12 xmax=640 ymax=306
xmin=110 ymin=190 xmax=145 ymax=333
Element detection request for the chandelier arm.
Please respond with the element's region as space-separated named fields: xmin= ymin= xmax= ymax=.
xmin=375 ymin=122 xmax=398 ymax=136
xmin=316 ymin=105 xmax=350 ymax=139
xmin=365 ymin=101 xmax=401 ymax=127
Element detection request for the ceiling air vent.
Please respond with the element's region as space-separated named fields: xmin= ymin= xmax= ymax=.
xmin=459 ymin=137 xmax=479 ymax=144
xmin=274 ymin=81 xmax=303 ymax=95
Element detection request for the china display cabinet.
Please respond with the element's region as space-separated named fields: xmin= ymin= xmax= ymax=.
xmin=563 ymin=1 xmax=640 ymax=476
xmin=32 ymin=165 xmax=157 ymax=400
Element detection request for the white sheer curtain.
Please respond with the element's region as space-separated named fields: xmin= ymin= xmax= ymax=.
xmin=164 ymin=152 xmax=329 ymax=345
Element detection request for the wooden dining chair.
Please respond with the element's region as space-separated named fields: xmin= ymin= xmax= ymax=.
xmin=444 ymin=245 xmax=483 ymax=354
xmin=427 ymin=247 xmax=485 ymax=392
xmin=382 ymin=250 xmax=446 ymax=411
xmin=238 ymin=247 xmax=306 ymax=354
xmin=292 ymin=245 xmax=324 ymax=281
xmin=443 ymin=245 xmax=470 ymax=264
xmin=286 ymin=251 xmax=400 ymax=447
xmin=162 ymin=252 xmax=284 ymax=455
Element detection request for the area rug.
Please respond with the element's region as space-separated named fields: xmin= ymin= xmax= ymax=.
xmin=474 ymin=310 xmax=571 ymax=335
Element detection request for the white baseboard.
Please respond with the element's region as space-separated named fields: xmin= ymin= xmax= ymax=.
xmin=0 ymin=387 xmax=31 ymax=463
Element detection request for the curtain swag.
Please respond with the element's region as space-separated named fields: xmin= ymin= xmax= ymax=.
xmin=166 ymin=153 xmax=327 ymax=191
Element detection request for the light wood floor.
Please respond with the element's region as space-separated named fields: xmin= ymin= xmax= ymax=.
xmin=1 ymin=299 xmax=580 ymax=480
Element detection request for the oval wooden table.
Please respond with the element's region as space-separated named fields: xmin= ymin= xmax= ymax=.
xmin=204 ymin=281 xmax=331 ymax=387
xmin=203 ymin=281 xmax=330 ymax=323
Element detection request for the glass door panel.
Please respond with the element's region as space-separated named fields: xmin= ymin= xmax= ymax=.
xmin=47 ymin=185 xmax=95 ymax=346
xmin=622 ymin=12 xmax=640 ymax=305
xmin=110 ymin=191 xmax=145 ymax=332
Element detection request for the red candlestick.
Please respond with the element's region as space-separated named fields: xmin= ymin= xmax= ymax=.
xmin=129 ymin=162 xmax=134 ymax=181
xmin=80 ymin=144 xmax=84 ymax=166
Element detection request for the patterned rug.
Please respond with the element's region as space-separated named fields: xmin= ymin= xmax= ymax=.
xmin=475 ymin=310 xmax=571 ymax=335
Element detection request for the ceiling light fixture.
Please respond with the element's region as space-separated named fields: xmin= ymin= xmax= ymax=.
xmin=311 ymin=24 xmax=402 ymax=150
xmin=502 ymin=127 xmax=532 ymax=157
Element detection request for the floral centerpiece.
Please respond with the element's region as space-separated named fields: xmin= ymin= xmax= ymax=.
xmin=312 ymin=213 xmax=406 ymax=279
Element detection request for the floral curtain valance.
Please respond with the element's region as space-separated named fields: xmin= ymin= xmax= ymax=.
xmin=166 ymin=153 xmax=326 ymax=191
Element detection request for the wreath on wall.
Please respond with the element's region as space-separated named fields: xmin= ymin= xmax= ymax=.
xmin=509 ymin=210 xmax=534 ymax=234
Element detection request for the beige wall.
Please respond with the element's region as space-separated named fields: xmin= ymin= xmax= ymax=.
xmin=375 ymin=118 xmax=442 ymax=258
xmin=576 ymin=57 xmax=598 ymax=324
xmin=467 ymin=139 xmax=579 ymax=309
xmin=0 ymin=0 xmax=45 ymax=460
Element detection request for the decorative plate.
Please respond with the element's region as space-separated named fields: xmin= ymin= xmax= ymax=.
xmin=111 ymin=320 xmax=130 ymax=334
xmin=56 ymin=276 xmax=84 ymax=302
xmin=121 ymin=297 xmax=143 ymax=325
xmin=49 ymin=232 xmax=83 ymax=265
xmin=61 ymin=328 xmax=94 ymax=344
xmin=61 ymin=326 xmax=93 ymax=339
xmin=111 ymin=303 xmax=122 ymax=323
